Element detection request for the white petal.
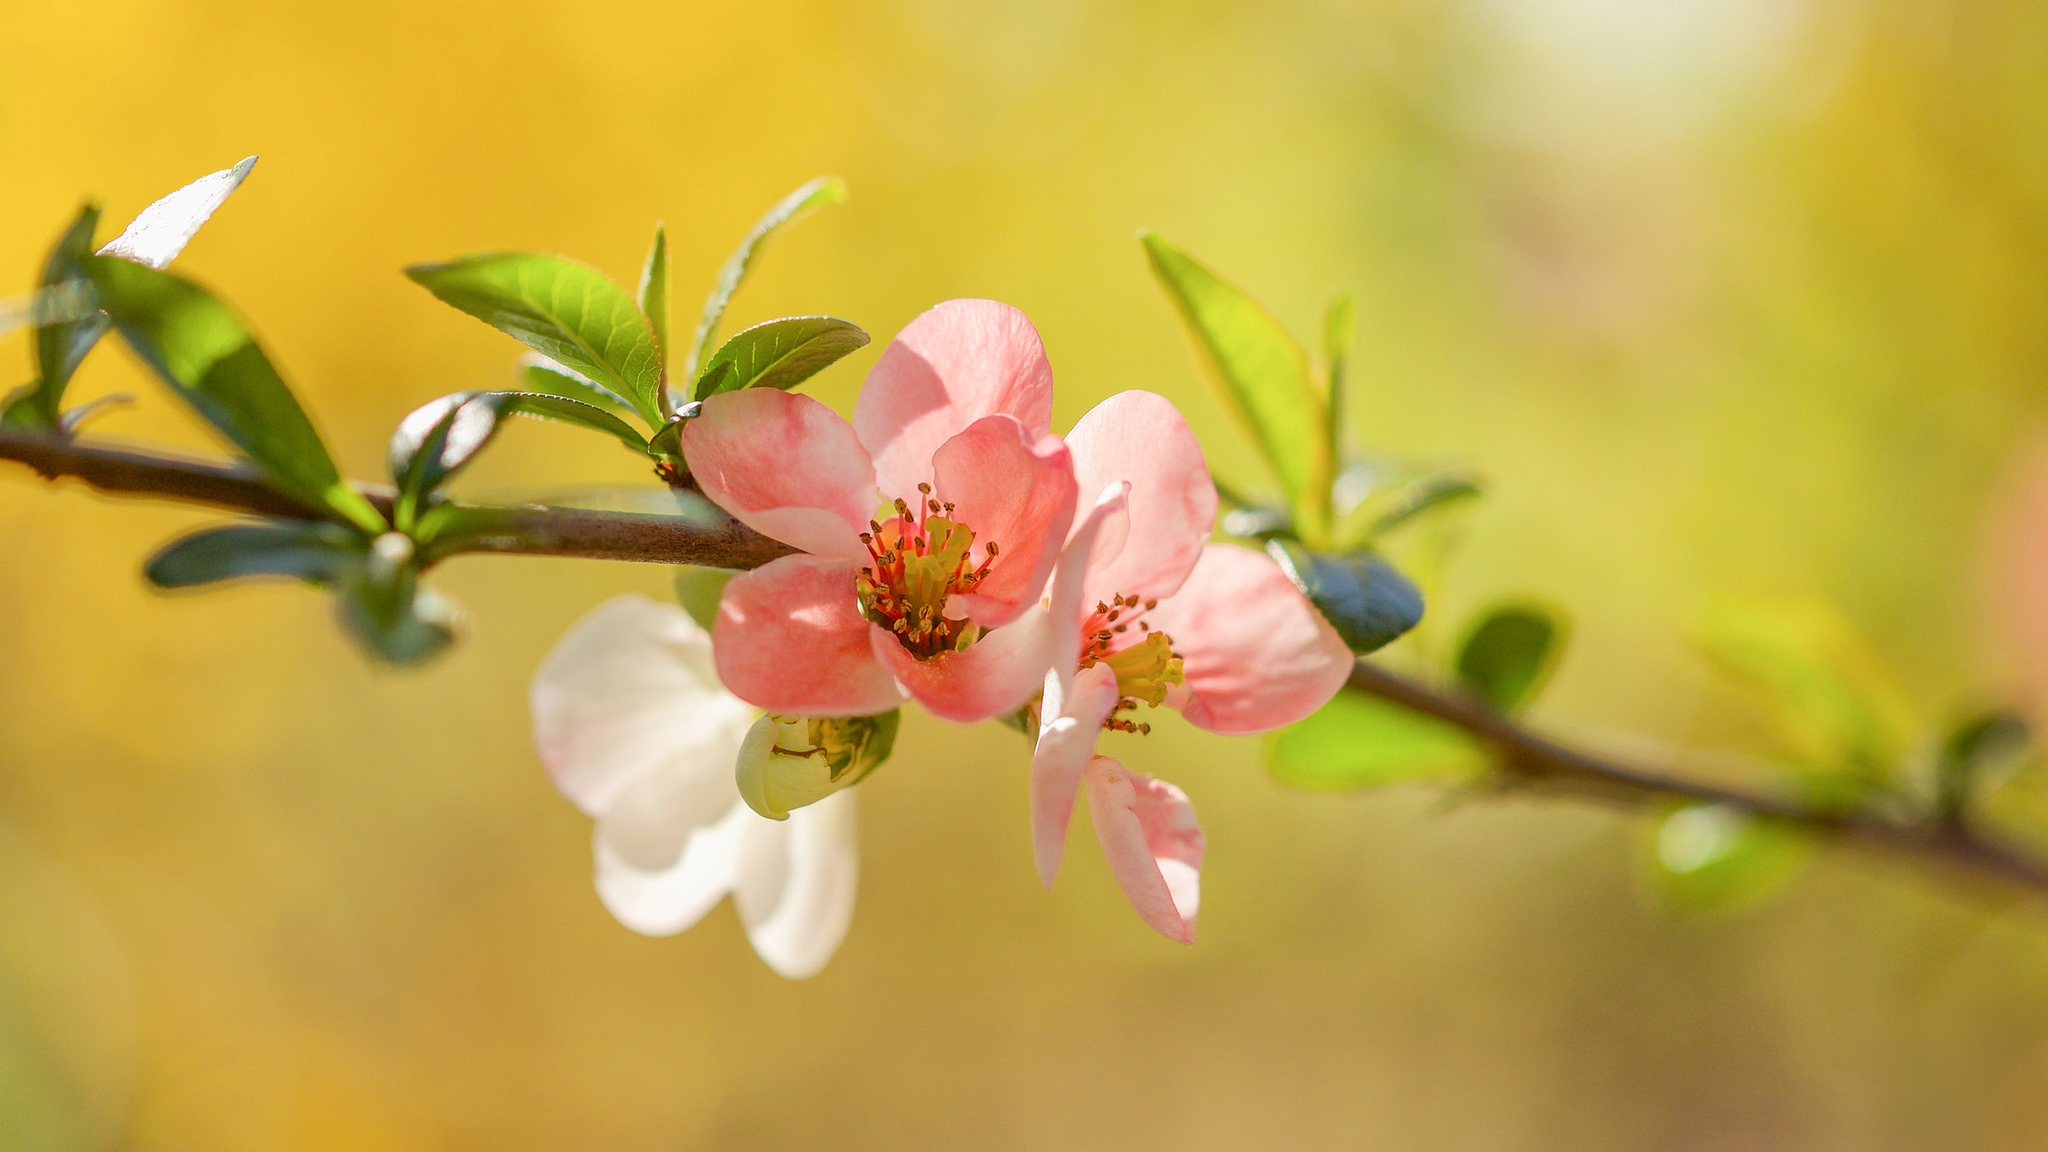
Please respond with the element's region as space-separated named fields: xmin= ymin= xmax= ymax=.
xmin=734 ymin=789 xmax=859 ymax=979
xmin=98 ymin=157 xmax=256 ymax=270
xmin=595 ymin=801 xmax=748 ymax=936
xmin=531 ymin=595 xmax=755 ymax=817
xmin=593 ymin=732 xmax=748 ymax=872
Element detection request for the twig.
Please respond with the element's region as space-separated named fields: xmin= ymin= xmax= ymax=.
xmin=5 ymin=426 xmax=2045 ymax=899
xmin=0 ymin=427 xmax=795 ymax=570
xmin=1345 ymin=660 xmax=2048 ymax=898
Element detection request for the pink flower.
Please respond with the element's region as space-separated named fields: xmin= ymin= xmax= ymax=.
xmin=681 ymin=300 xmax=1078 ymax=724
xmin=1030 ymin=391 xmax=1356 ymax=941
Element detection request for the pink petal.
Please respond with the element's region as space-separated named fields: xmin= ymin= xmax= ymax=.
xmin=1084 ymin=757 xmax=1204 ymax=943
xmin=853 ymin=300 xmax=1056 ymax=500
xmin=681 ymin=389 xmax=876 ymax=564
xmin=1030 ymin=662 xmax=1121 ymax=886
xmin=715 ymin=556 xmax=904 ymax=716
xmin=1146 ymin=543 xmax=1354 ymax=734
xmin=932 ymin=414 xmax=1076 ymax=628
xmin=1043 ymin=482 xmax=1132 ymax=699
xmin=1065 ymin=390 xmax=1217 ymax=606
xmin=869 ymin=608 xmax=1055 ymax=724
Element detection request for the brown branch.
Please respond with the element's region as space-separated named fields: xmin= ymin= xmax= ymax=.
xmin=5 ymin=425 xmax=2045 ymax=899
xmin=0 ymin=427 xmax=795 ymax=569
xmin=1345 ymin=660 xmax=2048 ymax=897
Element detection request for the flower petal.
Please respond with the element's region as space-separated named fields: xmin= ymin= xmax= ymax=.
xmin=1044 ymin=482 xmax=1132 ymax=700
xmin=681 ymin=389 xmax=876 ymax=564
xmin=1030 ymin=662 xmax=1121 ymax=886
xmin=594 ymin=801 xmax=747 ymax=936
xmin=594 ymin=726 xmax=750 ymax=872
xmin=531 ymin=595 xmax=756 ymax=817
xmin=715 ymin=556 xmax=904 ymax=716
xmin=735 ymin=788 xmax=859 ymax=979
xmin=1065 ymin=390 xmax=1217 ymax=606
xmin=1083 ymin=757 xmax=1204 ymax=943
xmin=932 ymin=414 xmax=1076 ymax=627
xmin=853 ymin=300 xmax=1056 ymax=499
xmin=869 ymin=608 xmax=1055 ymax=724
xmin=1146 ymin=544 xmax=1355 ymax=734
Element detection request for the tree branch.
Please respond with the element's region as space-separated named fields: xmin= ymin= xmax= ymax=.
xmin=5 ymin=426 xmax=2045 ymax=899
xmin=1345 ymin=660 xmax=2048 ymax=897
xmin=0 ymin=427 xmax=795 ymax=569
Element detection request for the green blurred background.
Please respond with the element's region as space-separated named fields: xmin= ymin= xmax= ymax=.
xmin=7 ymin=0 xmax=2048 ymax=1146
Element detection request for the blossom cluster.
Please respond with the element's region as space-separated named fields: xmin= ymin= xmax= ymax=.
xmin=531 ymin=301 xmax=1353 ymax=976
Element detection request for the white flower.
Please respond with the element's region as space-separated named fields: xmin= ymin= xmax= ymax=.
xmin=530 ymin=594 xmax=858 ymax=978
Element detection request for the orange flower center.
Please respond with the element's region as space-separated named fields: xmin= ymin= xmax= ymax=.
xmin=856 ymin=483 xmax=1000 ymax=661
xmin=1078 ymin=592 xmax=1184 ymax=734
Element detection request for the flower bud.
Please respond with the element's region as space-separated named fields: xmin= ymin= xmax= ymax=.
xmin=736 ymin=709 xmax=900 ymax=820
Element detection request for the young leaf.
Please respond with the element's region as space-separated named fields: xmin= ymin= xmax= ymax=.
xmin=675 ymin=565 xmax=739 ymax=632
xmin=638 ymin=223 xmax=669 ymax=378
xmin=98 ymin=156 xmax=256 ymax=270
xmin=1935 ymin=710 xmax=2030 ymax=824
xmin=404 ymin=253 xmax=665 ymax=426
xmin=695 ymin=316 xmax=870 ymax=398
xmin=1456 ymin=603 xmax=1569 ymax=714
xmin=517 ymin=354 xmax=637 ymax=418
xmin=1266 ymin=540 xmax=1424 ymax=654
xmin=1648 ymin=803 xmax=1811 ymax=911
xmin=1693 ymin=600 xmax=1918 ymax=782
xmin=1141 ymin=232 xmax=1333 ymax=543
xmin=1267 ymin=690 xmax=1483 ymax=790
xmin=146 ymin=520 xmax=361 ymax=588
xmin=15 ymin=160 xmax=258 ymax=429
xmin=11 ymin=208 xmax=107 ymax=429
xmin=1322 ymin=290 xmax=1355 ymax=472
xmin=85 ymin=255 xmax=386 ymax=535
xmin=1345 ymin=470 xmax=1483 ymax=547
xmin=389 ymin=390 xmax=651 ymax=528
xmin=337 ymin=558 xmax=461 ymax=666
xmin=503 ymin=392 xmax=650 ymax=453
xmin=685 ymin=176 xmax=848 ymax=384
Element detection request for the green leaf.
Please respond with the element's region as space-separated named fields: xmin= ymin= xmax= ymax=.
xmin=336 ymin=534 xmax=461 ymax=665
xmin=1648 ymin=803 xmax=1811 ymax=911
xmin=1340 ymin=469 xmax=1483 ymax=548
xmin=15 ymin=160 xmax=257 ymax=429
xmin=1268 ymin=690 xmax=1483 ymax=789
xmin=389 ymin=391 xmax=651 ymax=529
xmin=1322 ymin=290 xmax=1355 ymax=470
xmin=85 ymin=256 xmax=385 ymax=535
xmin=404 ymin=253 xmax=665 ymax=426
xmin=501 ymin=392 xmax=649 ymax=453
xmin=1935 ymin=710 xmax=2030 ymax=823
xmin=1266 ymin=540 xmax=1423 ymax=654
xmin=695 ymin=316 xmax=870 ymax=398
xmin=1141 ymin=232 xmax=1333 ymax=544
xmin=517 ymin=356 xmax=637 ymax=419
xmin=1456 ymin=603 xmax=1568 ymax=713
xmin=638 ymin=223 xmax=669 ymax=380
xmin=674 ymin=565 xmax=739 ymax=632
xmin=23 ymin=207 xmax=108 ymax=429
xmin=685 ymin=176 xmax=848 ymax=386
xmin=1693 ymin=600 xmax=1918 ymax=783
xmin=146 ymin=520 xmax=361 ymax=588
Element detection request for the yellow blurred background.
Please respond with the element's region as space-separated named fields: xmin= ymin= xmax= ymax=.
xmin=7 ymin=0 xmax=2048 ymax=1146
